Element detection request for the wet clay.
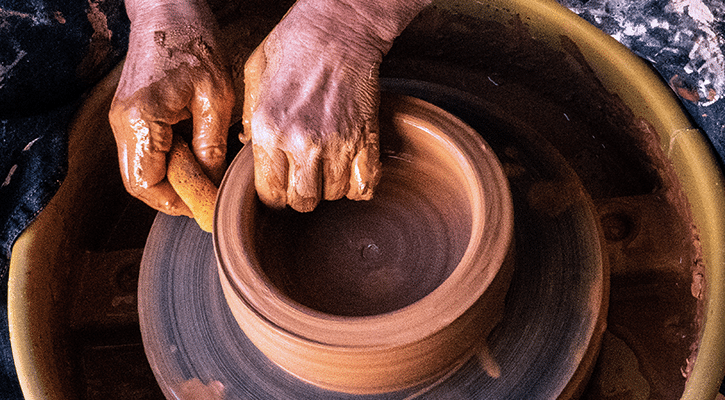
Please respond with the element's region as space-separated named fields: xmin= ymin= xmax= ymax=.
xmin=252 ymin=114 xmax=473 ymax=316
xmin=215 ymin=94 xmax=514 ymax=394
xmin=379 ymin=6 xmax=704 ymax=399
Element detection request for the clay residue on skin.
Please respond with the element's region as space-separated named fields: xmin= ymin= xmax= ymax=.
xmin=76 ymin=0 xmax=114 ymax=85
xmin=134 ymin=28 xmax=208 ymax=92
xmin=347 ymin=129 xmax=382 ymax=201
xmin=110 ymin=0 xmax=233 ymax=216
xmin=238 ymin=0 xmax=413 ymax=212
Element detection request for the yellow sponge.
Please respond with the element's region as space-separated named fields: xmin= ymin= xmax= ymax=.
xmin=167 ymin=136 xmax=218 ymax=233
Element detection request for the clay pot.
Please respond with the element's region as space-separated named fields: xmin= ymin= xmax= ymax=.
xmin=214 ymin=93 xmax=515 ymax=394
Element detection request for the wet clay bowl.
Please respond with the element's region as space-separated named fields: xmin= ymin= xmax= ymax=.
xmin=214 ymin=93 xmax=514 ymax=394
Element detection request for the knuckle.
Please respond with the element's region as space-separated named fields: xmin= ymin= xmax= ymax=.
xmin=250 ymin=117 xmax=282 ymax=148
xmin=290 ymin=196 xmax=318 ymax=213
xmin=108 ymin=101 xmax=132 ymax=127
xmin=196 ymin=145 xmax=225 ymax=159
xmin=123 ymin=180 xmax=145 ymax=199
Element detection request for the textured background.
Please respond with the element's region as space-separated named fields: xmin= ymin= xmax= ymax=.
xmin=559 ymin=0 xmax=725 ymax=166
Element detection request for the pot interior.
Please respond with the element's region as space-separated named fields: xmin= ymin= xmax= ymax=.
xmin=248 ymin=104 xmax=477 ymax=317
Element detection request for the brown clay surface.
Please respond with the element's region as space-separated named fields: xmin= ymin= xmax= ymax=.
xmin=128 ymin=3 xmax=700 ymax=399
xmin=215 ymin=94 xmax=515 ymax=393
xmin=252 ymin=109 xmax=474 ymax=317
xmin=380 ymin=6 xmax=704 ymax=399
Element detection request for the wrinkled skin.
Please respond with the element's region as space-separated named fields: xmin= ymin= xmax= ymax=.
xmin=110 ymin=0 xmax=233 ymax=216
xmin=111 ymin=0 xmax=430 ymax=214
xmin=244 ymin=0 xmax=430 ymax=212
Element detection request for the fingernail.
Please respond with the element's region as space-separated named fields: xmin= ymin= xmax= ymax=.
xmin=350 ymin=182 xmax=374 ymax=201
xmin=259 ymin=189 xmax=286 ymax=210
xmin=290 ymin=196 xmax=318 ymax=213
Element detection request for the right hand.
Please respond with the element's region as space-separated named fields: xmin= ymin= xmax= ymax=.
xmin=242 ymin=0 xmax=431 ymax=212
xmin=110 ymin=0 xmax=234 ymax=216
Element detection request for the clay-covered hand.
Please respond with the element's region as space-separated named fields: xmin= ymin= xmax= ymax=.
xmin=243 ymin=0 xmax=431 ymax=212
xmin=110 ymin=0 xmax=233 ymax=216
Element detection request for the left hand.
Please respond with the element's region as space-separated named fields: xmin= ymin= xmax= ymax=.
xmin=110 ymin=0 xmax=233 ymax=217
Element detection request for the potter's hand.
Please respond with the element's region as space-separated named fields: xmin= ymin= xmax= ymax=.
xmin=110 ymin=0 xmax=233 ymax=216
xmin=243 ymin=0 xmax=431 ymax=212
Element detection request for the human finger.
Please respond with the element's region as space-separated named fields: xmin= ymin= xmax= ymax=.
xmin=190 ymin=79 xmax=233 ymax=185
xmin=109 ymin=103 xmax=193 ymax=217
xmin=253 ymin=143 xmax=289 ymax=209
xmin=347 ymin=126 xmax=382 ymax=201
xmin=285 ymin=145 xmax=323 ymax=212
xmin=133 ymin=180 xmax=193 ymax=217
xmin=322 ymin=140 xmax=354 ymax=201
xmin=241 ymin=45 xmax=266 ymax=144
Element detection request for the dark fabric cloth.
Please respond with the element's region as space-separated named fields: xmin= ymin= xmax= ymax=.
xmin=0 ymin=0 xmax=129 ymax=398
xmin=0 ymin=0 xmax=129 ymax=118
xmin=0 ymin=104 xmax=74 ymax=272
xmin=557 ymin=0 xmax=725 ymax=167
xmin=0 ymin=259 xmax=20 ymax=399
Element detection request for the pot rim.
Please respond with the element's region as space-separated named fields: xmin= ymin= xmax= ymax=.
xmin=213 ymin=94 xmax=515 ymax=349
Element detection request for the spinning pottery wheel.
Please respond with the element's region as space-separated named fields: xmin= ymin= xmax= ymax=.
xmin=138 ymin=86 xmax=606 ymax=399
xmin=215 ymin=93 xmax=516 ymax=394
xmin=9 ymin=0 xmax=725 ymax=399
xmin=132 ymin=0 xmax=717 ymax=398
